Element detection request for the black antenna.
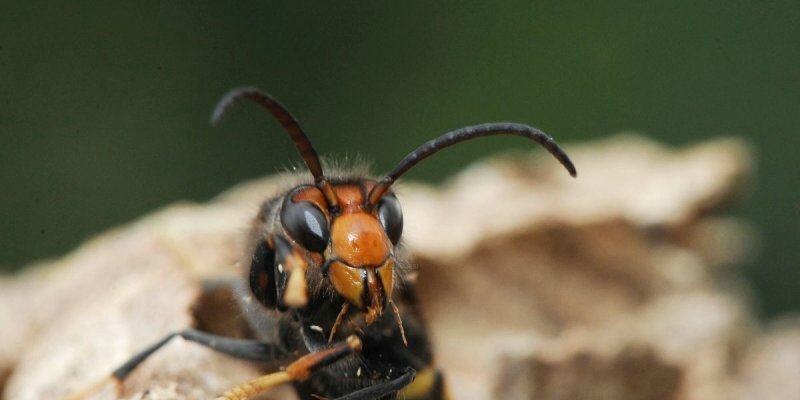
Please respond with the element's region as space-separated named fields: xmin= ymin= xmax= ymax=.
xmin=368 ymin=122 xmax=577 ymax=206
xmin=211 ymin=87 xmax=339 ymax=208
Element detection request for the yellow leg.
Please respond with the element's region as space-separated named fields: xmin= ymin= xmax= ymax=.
xmin=217 ymin=371 xmax=292 ymax=400
xmin=217 ymin=335 xmax=362 ymax=400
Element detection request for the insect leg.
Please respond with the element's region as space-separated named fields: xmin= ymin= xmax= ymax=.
xmin=64 ymin=329 xmax=287 ymax=400
xmin=217 ymin=335 xmax=362 ymax=400
xmin=331 ymin=368 xmax=416 ymax=400
xmin=113 ymin=329 xmax=287 ymax=380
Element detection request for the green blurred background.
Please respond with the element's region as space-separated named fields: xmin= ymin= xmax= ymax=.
xmin=1 ymin=2 xmax=797 ymax=317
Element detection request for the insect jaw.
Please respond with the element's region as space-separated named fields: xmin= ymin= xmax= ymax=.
xmin=327 ymin=258 xmax=394 ymax=325
xmin=323 ymin=210 xmax=396 ymax=324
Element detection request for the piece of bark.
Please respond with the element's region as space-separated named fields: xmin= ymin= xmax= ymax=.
xmin=734 ymin=319 xmax=800 ymax=400
xmin=0 ymin=135 xmax=777 ymax=400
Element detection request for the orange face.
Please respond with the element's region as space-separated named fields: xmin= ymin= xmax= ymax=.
xmin=282 ymin=181 xmax=402 ymax=324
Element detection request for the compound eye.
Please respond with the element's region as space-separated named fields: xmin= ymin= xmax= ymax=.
xmin=281 ymin=201 xmax=330 ymax=253
xmin=377 ymin=195 xmax=403 ymax=245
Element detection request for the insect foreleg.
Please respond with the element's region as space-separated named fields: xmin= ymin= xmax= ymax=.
xmin=113 ymin=329 xmax=287 ymax=380
xmin=63 ymin=329 xmax=287 ymax=400
xmin=217 ymin=335 xmax=362 ymax=400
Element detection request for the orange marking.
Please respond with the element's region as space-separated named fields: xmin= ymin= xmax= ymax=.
xmin=377 ymin=260 xmax=394 ymax=299
xmin=292 ymin=186 xmax=328 ymax=212
xmin=331 ymin=185 xmax=365 ymax=213
xmin=328 ymin=261 xmax=365 ymax=309
xmin=286 ymin=336 xmax=362 ymax=380
xmin=293 ymin=182 xmax=393 ymax=215
xmin=217 ymin=336 xmax=362 ymax=400
xmin=331 ymin=214 xmax=390 ymax=267
xmin=317 ymin=180 xmax=340 ymax=209
xmin=217 ymin=371 xmax=291 ymax=400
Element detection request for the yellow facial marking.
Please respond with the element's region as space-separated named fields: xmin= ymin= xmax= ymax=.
xmin=328 ymin=261 xmax=364 ymax=309
xmin=282 ymin=251 xmax=308 ymax=307
xmin=377 ymin=260 xmax=394 ymax=299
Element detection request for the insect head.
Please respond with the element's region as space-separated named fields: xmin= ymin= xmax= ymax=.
xmin=211 ymin=87 xmax=577 ymax=328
